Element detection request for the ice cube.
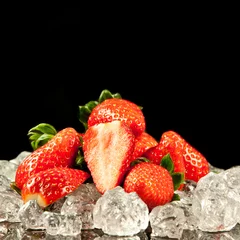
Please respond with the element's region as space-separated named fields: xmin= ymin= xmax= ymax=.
xmin=93 ymin=186 xmax=149 ymax=236
xmin=149 ymin=202 xmax=185 ymax=239
xmin=0 ymin=160 xmax=18 ymax=181
xmin=192 ymin=172 xmax=239 ymax=232
xmin=40 ymin=211 xmax=82 ymax=236
xmin=18 ymin=200 xmax=44 ymax=230
xmin=61 ymin=183 xmax=102 ymax=229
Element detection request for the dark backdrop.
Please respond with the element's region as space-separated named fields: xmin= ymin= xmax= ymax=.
xmin=0 ymin=8 xmax=238 ymax=170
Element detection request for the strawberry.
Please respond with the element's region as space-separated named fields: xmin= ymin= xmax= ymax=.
xmin=28 ymin=123 xmax=85 ymax=149
xmin=15 ymin=127 xmax=81 ymax=189
xmin=144 ymin=131 xmax=186 ymax=176
xmin=183 ymin=141 xmax=209 ymax=182
xmin=144 ymin=130 xmax=209 ymax=183
xmin=131 ymin=132 xmax=158 ymax=161
xmin=21 ymin=167 xmax=90 ymax=208
xmin=124 ymin=161 xmax=175 ymax=210
xmin=83 ymin=120 xmax=135 ymax=194
xmin=87 ymin=98 xmax=146 ymax=137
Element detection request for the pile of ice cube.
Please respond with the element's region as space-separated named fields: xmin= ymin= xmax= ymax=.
xmin=0 ymin=151 xmax=240 ymax=239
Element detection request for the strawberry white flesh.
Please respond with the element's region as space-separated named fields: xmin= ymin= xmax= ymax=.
xmin=83 ymin=120 xmax=135 ymax=194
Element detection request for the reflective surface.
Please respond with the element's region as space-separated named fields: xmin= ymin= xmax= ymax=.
xmin=1 ymin=222 xmax=240 ymax=239
xmin=1 ymin=152 xmax=240 ymax=239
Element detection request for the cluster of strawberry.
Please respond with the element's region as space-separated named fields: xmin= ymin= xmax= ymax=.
xmin=12 ymin=90 xmax=209 ymax=210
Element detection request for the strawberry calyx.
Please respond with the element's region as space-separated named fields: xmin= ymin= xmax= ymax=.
xmin=98 ymin=89 xmax=122 ymax=103
xmin=160 ymin=153 xmax=185 ymax=192
xmin=10 ymin=182 xmax=21 ymax=195
xmin=78 ymin=89 xmax=122 ymax=131
xmin=78 ymin=100 xmax=99 ymax=131
xmin=130 ymin=157 xmax=150 ymax=167
xmin=28 ymin=123 xmax=57 ymax=150
xmin=74 ymin=147 xmax=91 ymax=174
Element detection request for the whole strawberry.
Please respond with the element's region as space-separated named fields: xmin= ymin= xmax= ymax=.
xmin=144 ymin=130 xmax=209 ymax=183
xmin=15 ymin=127 xmax=81 ymax=189
xmin=87 ymin=98 xmax=146 ymax=137
xmin=21 ymin=167 xmax=90 ymax=208
xmin=124 ymin=161 xmax=175 ymax=210
xmin=183 ymin=141 xmax=209 ymax=182
xmin=83 ymin=120 xmax=135 ymax=194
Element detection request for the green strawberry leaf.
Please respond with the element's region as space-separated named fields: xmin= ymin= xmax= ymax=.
xmin=75 ymin=152 xmax=85 ymax=169
xmin=78 ymin=100 xmax=98 ymax=131
xmin=171 ymin=172 xmax=185 ymax=191
xmin=28 ymin=123 xmax=57 ymax=136
xmin=160 ymin=153 xmax=185 ymax=192
xmin=98 ymin=89 xmax=122 ymax=103
xmin=33 ymin=134 xmax=54 ymax=151
xmin=130 ymin=157 xmax=150 ymax=167
xmin=160 ymin=153 xmax=174 ymax=174
xmin=28 ymin=123 xmax=57 ymax=150
xmin=10 ymin=182 xmax=21 ymax=195
xmin=74 ymin=148 xmax=89 ymax=172
xmin=171 ymin=193 xmax=180 ymax=201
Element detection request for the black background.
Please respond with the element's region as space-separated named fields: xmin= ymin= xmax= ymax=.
xmin=0 ymin=8 xmax=239 ymax=170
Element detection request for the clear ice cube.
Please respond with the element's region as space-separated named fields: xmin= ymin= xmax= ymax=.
xmin=40 ymin=211 xmax=82 ymax=236
xmin=149 ymin=202 xmax=185 ymax=239
xmin=192 ymin=172 xmax=239 ymax=232
xmin=18 ymin=200 xmax=44 ymax=230
xmin=0 ymin=190 xmax=23 ymax=222
xmin=0 ymin=174 xmax=11 ymax=192
xmin=93 ymin=186 xmax=149 ymax=236
xmin=0 ymin=160 xmax=18 ymax=181
xmin=61 ymin=183 xmax=102 ymax=229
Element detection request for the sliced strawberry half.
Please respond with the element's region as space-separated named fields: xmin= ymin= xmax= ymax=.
xmin=83 ymin=120 xmax=135 ymax=194
xmin=87 ymin=98 xmax=146 ymax=137
xmin=21 ymin=167 xmax=90 ymax=208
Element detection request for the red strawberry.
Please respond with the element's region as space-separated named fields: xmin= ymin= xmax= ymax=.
xmin=124 ymin=162 xmax=174 ymax=210
xmin=144 ymin=131 xmax=186 ymax=176
xmin=131 ymin=132 xmax=158 ymax=161
xmin=87 ymin=98 xmax=146 ymax=137
xmin=183 ymin=142 xmax=209 ymax=182
xmin=83 ymin=120 xmax=135 ymax=194
xmin=15 ymin=127 xmax=81 ymax=189
xmin=21 ymin=167 xmax=90 ymax=208
xmin=144 ymin=130 xmax=209 ymax=183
